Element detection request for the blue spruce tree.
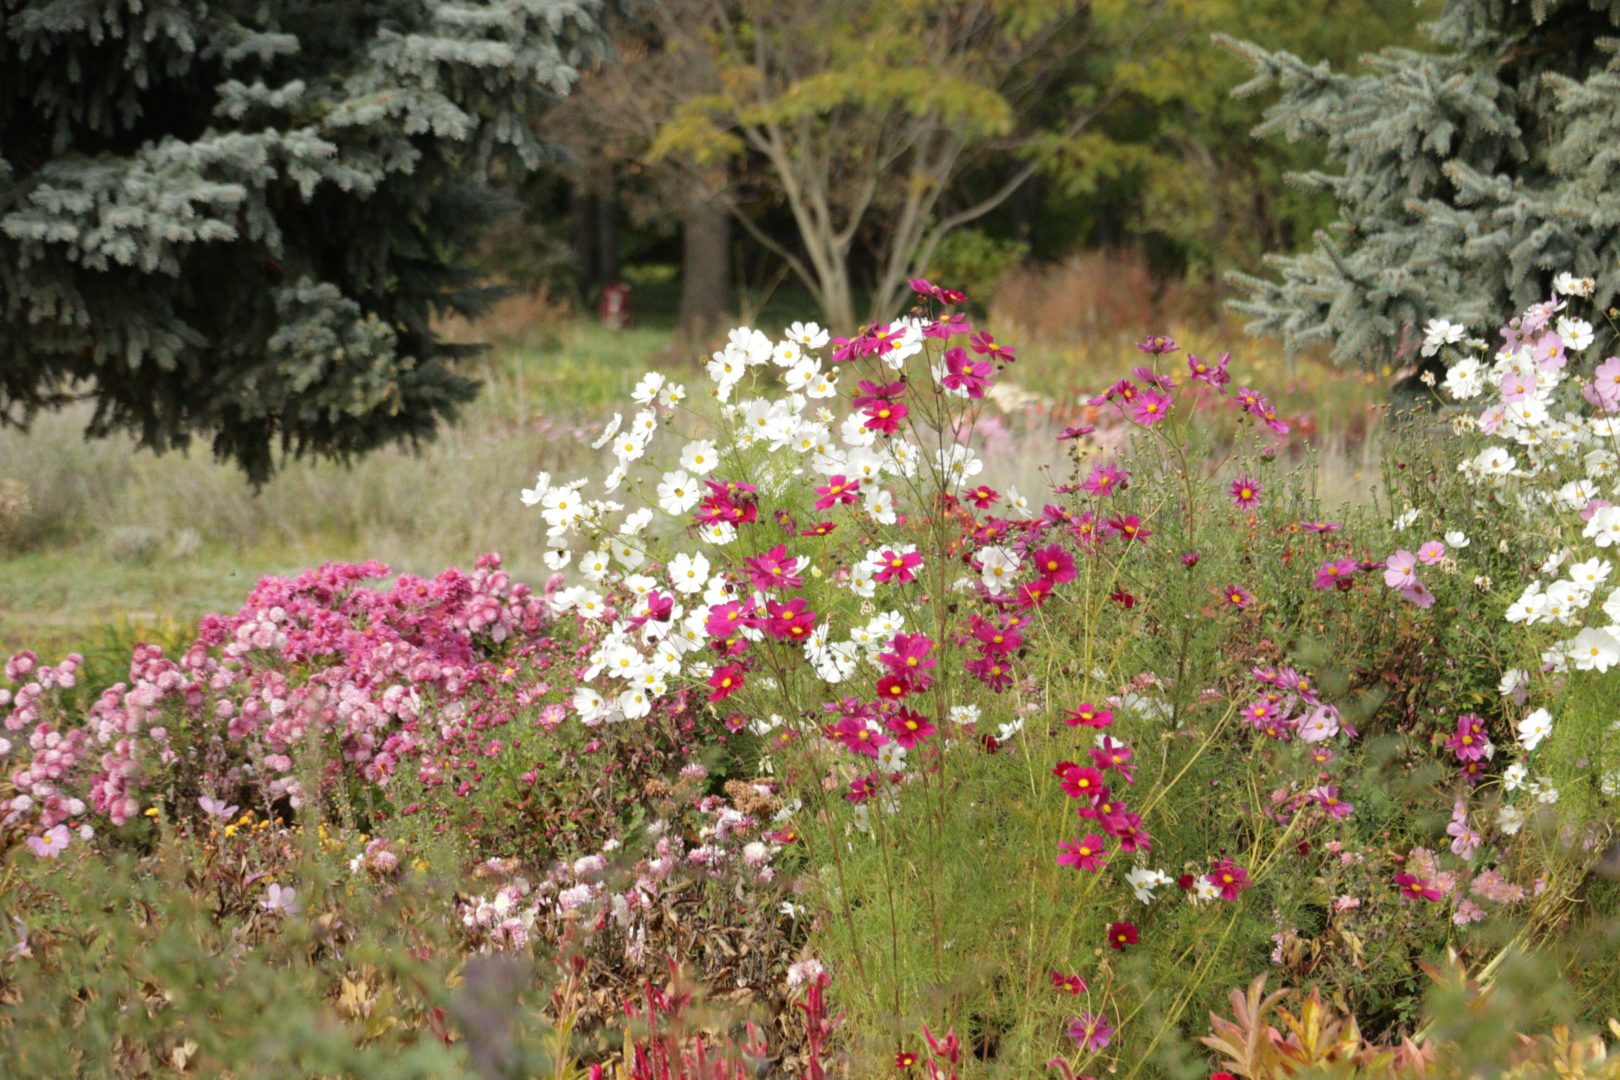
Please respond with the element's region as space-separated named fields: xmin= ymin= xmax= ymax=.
xmin=2 ymin=1 xmax=617 ymax=482
xmin=1221 ymin=0 xmax=1620 ymax=368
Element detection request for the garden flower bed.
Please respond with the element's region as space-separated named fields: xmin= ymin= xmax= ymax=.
xmin=3 ymin=278 xmax=1618 ymax=1077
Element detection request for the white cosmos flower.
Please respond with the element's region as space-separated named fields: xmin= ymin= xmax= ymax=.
xmin=786 ymin=321 xmax=830 ymax=349
xmin=979 ymin=546 xmax=1020 ymax=593
xmin=865 ymin=487 xmax=897 ymax=525
xmin=1444 ymin=358 xmax=1484 ymax=399
xmin=699 ymin=522 xmax=737 ymax=546
xmin=783 ymin=358 xmax=820 ymax=393
xmin=1569 ymin=627 xmax=1620 ymax=672
xmin=621 ymin=507 xmax=654 ymax=535
xmin=658 ymin=471 xmax=701 ymax=516
xmin=1553 ymin=272 xmax=1595 ymax=297
xmin=772 ymin=340 xmax=804 ymax=367
xmin=680 ymin=440 xmax=720 ymax=476
xmin=668 ymin=552 xmax=710 ymax=595
xmin=1125 ymin=867 xmax=1172 ymax=904
xmin=631 ymin=372 xmax=665 ymax=405
xmin=573 ymin=687 xmax=608 ymax=724
xmin=1583 ymin=506 xmax=1620 ymax=547
xmin=1517 ymin=708 xmax=1553 ymax=752
xmin=618 ymin=688 xmax=652 ymax=720
xmin=1555 ymin=316 xmax=1594 ymax=351
xmin=1422 ymin=319 xmax=1467 ymax=356
xmin=521 ymin=471 xmax=553 ymax=506
xmin=1444 ymin=530 xmax=1470 ymax=548
xmin=579 ymin=550 xmax=612 ymax=583
xmin=590 ymin=415 xmax=623 ymax=450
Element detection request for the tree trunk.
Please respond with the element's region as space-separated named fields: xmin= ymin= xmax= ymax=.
xmin=820 ymin=266 xmax=857 ymax=336
xmin=676 ymin=174 xmax=731 ymax=341
xmin=570 ymin=186 xmax=599 ymax=300
xmin=596 ymin=184 xmax=621 ymax=285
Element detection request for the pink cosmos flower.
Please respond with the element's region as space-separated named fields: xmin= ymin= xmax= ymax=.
xmin=1222 ymin=584 xmax=1255 ymax=609
xmin=1067 ymin=1011 xmax=1114 ymax=1052
xmin=879 ymin=634 xmax=937 ymax=678
xmin=1445 ymin=714 xmax=1489 ymax=762
xmin=1090 ymin=736 xmax=1136 ymax=784
xmin=1228 ymin=476 xmax=1263 ymax=509
xmin=1064 ymin=703 xmax=1113 ymax=729
xmin=1313 ymin=558 xmax=1359 ymax=590
xmin=969 ymin=331 xmax=1016 ymax=363
xmin=1136 ymin=334 xmax=1177 ymax=355
xmin=1106 ymin=514 xmax=1151 ymax=543
xmin=1307 ymin=784 xmax=1353 ymax=819
xmin=1582 ymin=356 xmax=1620 ymax=412
xmin=1297 ymin=705 xmax=1341 ymax=743
xmin=1129 ymin=389 xmax=1171 ymax=425
xmin=262 ymin=883 xmax=302 ymax=915
xmin=1383 ymin=550 xmax=1418 ymax=589
xmin=1057 ymin=834 xmax=1109 ymax=872
xmin=743 ymin=545 xmax=803 ymax=591
xmin=1394 ymin=871 xmax=1443 ymax=903
xmin=829 ymin=717 xmax=887 ymax=758
xmin=814 ymin=475 xmax=860 ymax=510
xmin=941 ymin=347 xmax=992 ymax=398
xmin=1050 ymin=971 xmax=1087 ymax=995
xmin=1187 ymin=351 xmax=1231 ymax=390
xmin=861 ymin=397 xmax=908 ymax=434
xmin=198 ymin=795 xmax=239 ymax=820
xmin=1206 ymin=857 xmax=1252 ymax=900
xmin=26 ymin=824 xmax=71 ymax=859
xmin=1030 ymin=545 xmax=1077 ymax=585
xmin=873 ymin=548 xmax=924 ymax=585
xmin=1446 ymin=800 xmax=1482 ymax=859
xmin=886 ymin=709 xmax=937 ymax=748
xmin=764 ymin=598 xmax=817 ymax=641
xmin=1081 ymin=463 xmax=1127 ymax=497
xmin=1400 ymin=581 xmax=1435 ymax=609
xmin=1416 ymin=541 xmax=1446 ymax=565
xmin=1059 ymin=766 xmax=1107 ymax=800
xmin=1499 ymin=369 xmax=1536 ymax=403
xmin=708 ymin=664 xmax=746 ymax=702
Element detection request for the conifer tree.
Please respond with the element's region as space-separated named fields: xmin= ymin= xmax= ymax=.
xmin=1222 ymin=1 xmax=1620 ymax=368
xmin=1 ymin=1 xmax=616 ymax=482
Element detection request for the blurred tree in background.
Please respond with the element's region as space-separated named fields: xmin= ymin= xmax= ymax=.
xmin=0 ymin=0 xmax=618 ymax=482
xmin=521 ymin=0 xmax=1430 ymax=333
xmin=1225 ymin=0 xmax=1620 ymax=369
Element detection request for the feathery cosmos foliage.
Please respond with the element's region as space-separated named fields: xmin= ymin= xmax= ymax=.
xmin=0 ymin=0 xmax=617 ymax=482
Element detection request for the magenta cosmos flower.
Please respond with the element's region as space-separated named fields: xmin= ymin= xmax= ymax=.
xmin=1394 ymin=871 xmax=1443 ymax=903
xmin=1222 ymin=584 xmax=1256 ymax=609
xmin=1228 ymin=476 xmax=1263 ymax=509
xmin=1057 ymin=834 xmax=1110 ymax=872
xmin=814 ymin=475 xmax=860 ymax=510
xmin=1313 ymin=558 xmax=1359 ymax=590
xmin=1206 ymin=857 xmax=1252 ymax=900
xmin=1067 ymin=1011 xmax=1114 ymax=1052
xmin=1130 ymin=388 xmax=1172 ymax=425
xmin=873 ymin=548 xmax=924 ymax=585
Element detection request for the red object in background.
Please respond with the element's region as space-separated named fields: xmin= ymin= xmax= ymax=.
xmin=598 ymin=281 xmax=633 ymax=329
